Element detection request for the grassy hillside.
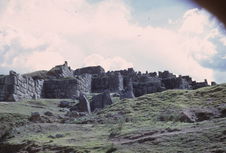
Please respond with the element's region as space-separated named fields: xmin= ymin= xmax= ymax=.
xmin=0 ymin=84 xmax=226 ymax=153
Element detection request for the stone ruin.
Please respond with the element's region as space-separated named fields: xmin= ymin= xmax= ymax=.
xmin=0 ymin=61 xmax=211 ymax=102
xmin=0 ymin=71 xmax=44 ymax=101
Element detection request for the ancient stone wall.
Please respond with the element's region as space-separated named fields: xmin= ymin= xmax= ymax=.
xmin=132 ymin=76 xmax=163 ymax=97
xmin=158 ymin=71 xmax=176 ymax=79
xmin=43 ymin=74 xmax=92 ymax=99
xmin=91 ymin=72 xmax=123 ymax=93
xmin=74 ymin=66 xmax=105 ymax=75
xmin=76 ymin=74 xmax=92 ymax=93
xmin=0 ymin=75 xmax=14 ymax=101
xmin=0 ymin=63 xmax=210 ymax=101
xmin=0 ymin=71 xmax=44 ymax=101
xmin=191 ymin=79 xmax=208 ymax=89
xmin=46 ymin=61 xmax=74 ymax=79
xmin=162 ymin=77 xmax=191 ymax=89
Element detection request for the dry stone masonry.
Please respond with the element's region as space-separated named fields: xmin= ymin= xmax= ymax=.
xmin=0 ymin=71 xmax=43 ymax=101
xmin=43 ymin=74 xmax=91 ymax=99
xmin=91 ymin=72 xmax=124 ymax=93
xmin=0 ymin=61 xmax=211 ymax=102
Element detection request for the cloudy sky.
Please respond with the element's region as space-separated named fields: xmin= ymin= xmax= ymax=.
xmin=0 ymin=0 xmax=226 ymax=83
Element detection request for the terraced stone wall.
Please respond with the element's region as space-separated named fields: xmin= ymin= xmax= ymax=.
xmin=91 ymin=72 xmax=124 ymax=93
xmin=43 ymin=74 xmax=92 ymax=99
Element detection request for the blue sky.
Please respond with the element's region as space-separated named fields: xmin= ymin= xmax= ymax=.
xmin=124 ymin=0 xmax=197 ymax=26
xmin=89 ymin=0 xmax=198 ymax=26
xmin=0 ymin=0 xmax=226 ymax=83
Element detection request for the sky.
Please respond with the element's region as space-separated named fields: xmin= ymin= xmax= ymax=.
xmin=0 ymin=0 xmax=226 ymax=83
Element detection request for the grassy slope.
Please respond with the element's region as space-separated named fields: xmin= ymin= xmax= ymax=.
xmin=0 ymin=84 xmax=226 ymax=153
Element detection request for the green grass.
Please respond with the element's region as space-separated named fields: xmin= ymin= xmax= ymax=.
xmin=0 ymin=99 xmax=75 ymax=116
xmin=0 ymin=84 xmax=226 ymax=152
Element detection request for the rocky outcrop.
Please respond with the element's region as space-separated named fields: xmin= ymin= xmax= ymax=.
xmin=77 ymin=94 xmax=91 ymax=114
xmin=90 ymin=91 xmax=113 ymax=112
xmin=179 ymin=108 xmax=220 ymax=123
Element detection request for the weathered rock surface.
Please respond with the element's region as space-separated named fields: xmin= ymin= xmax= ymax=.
xmin=191 ymin=79 xmax=209 ymax=89
xmin=23 ymin=70 xmax=49 ymax=80
xmin=43 ymin=74 xmax=91 ymax=99
xmin=120 ymin=90 xmax=135 ymax=99
xmin=92 ymin=72 xmax=124 ymax=93
xmin=29 ymin=112 xmax=42 ymax=122
xmin=58 ymin=101 xmax=71 ymax=108
xmin=74 ymin=66 xmax=105 ymax=75
xmin=120 ymin=78 xmax=135 ymax=99
xmin=77 ymin=94 xmax=91 ymax=114
xmin=29 ymin=112 xmax=62 ymax=123
xmin=179 ymin=108 xmax=220 ymax=122
xmin=162 ymin=77 xmax=191 ymax=89
xmin=46 ymin=61 xmax=74 ymax=79
xmin=0 ymin=71 xmax=44 ymax=101
xmin=133 ymin=76 xmax=163 ymax=97
xmin=90 ymin=91 xmax=113 ymax=112
xmin=44 ymin=111 xmax=53 ymax=116
xmin=65 ymin=111 xmax=86 ymax=118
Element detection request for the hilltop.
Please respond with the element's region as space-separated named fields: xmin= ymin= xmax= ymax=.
xmin=0 ymin=83 xmax=226 ymax=153
xmin=0 ymin=61 xmax=212 ymax=102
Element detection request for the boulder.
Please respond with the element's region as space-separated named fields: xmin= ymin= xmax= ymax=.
xmin=179 ymin=109 xmax=197 ymax=123
xmin=58 ymin=101 xmax=71 ymax=108
xmin=120 ymin=90 xmax=135 ymax=99
xmin=218 ymin=104 xmax=226 ymax=117
xmin=29 ymin=112 xmax=41 ymax=122
xmin=65 ymin=111 xmax=80 ymax=118
xmin=44 ymin=111 xmax=53 ymax=116
xmin=90 ymin=91 xmax=113 ymax=112
xmin=65 ymin=111 xmax=86 ymax=118
xmin=77 ymin=94 xmax=91 ymax=114
xmin=194 ymin=108 xmax=219 ymax=121
xmin=179 ymin=108 xmax=220 ymax=122
xmin=29 ymin=112 xmax=53 ymax=123
xmin=48 ymin=134 xmax=65 ymax=139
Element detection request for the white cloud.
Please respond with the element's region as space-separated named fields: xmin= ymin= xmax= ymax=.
xmin=179 ymin=8 xmax=209 ymax=34
xmin=83 ymin=54 xmax=133 ymax=71
xmin=220 ymin=37 xmax=226 ymax=46
xmin=0 ymin=0 xmax=224 ymax=82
